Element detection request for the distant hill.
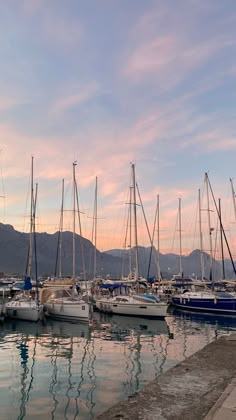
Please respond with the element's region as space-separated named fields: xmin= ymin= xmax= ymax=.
xmin=0 ymin=223 xmax=235 ymax=280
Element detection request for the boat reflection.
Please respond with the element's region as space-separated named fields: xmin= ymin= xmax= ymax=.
xmin=1 ymin=314 xmax=174 ymax=419
xmin=91 ymin=312 xmax=173 ymax=397
xmin=3 ymin=319 xmax=95 ymax=419
xmin=92 ymin=311 xmax=170 ymax=340
xmin=171 ymin=307 xmax=236 ymax=332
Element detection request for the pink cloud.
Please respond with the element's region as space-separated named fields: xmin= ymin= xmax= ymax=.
xmin=124 ymin=35 xmax=236 ymax=89
xmin=121 ymin=1 xmax=236 ymax=91
xmin=124 ymin=36 xmax=177 ymax=80
xmin=50 ymin=82 xmax=100 ymax=116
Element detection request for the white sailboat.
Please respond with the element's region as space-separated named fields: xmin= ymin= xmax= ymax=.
xmin=43 ymin=162 xmax=90 ymax=321
xmin=95 ymin=164 xmax=168 ymax=318
xmin=5 ymin=157 xmax=44 ymax=321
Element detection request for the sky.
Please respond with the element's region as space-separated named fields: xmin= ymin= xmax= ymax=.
xmin=0 ymin=0 xmax=236 ymax=256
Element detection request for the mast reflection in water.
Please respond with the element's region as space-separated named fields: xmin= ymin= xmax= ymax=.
xmin=0 ymin=310 xmax=236 ymax=419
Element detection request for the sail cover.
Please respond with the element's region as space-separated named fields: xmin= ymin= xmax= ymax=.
xmin=24 ymin=276 xmax=32 ymax=290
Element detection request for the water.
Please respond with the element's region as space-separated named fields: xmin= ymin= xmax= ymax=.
xmin=1 ymin=309 xmax=236 ymax=420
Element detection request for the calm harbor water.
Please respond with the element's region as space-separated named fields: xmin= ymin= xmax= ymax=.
xmin=1 ymin=309 xmax=236 ymax=420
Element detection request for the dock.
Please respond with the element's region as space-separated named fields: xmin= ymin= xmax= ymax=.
xmin=96 ymin=333 xmax=236 ymax=419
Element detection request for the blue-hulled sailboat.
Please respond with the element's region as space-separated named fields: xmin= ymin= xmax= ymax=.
xmin=171 ymin=174 xmax=236 ymax=315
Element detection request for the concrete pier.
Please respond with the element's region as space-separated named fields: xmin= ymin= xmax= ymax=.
xmin=96 ymin=333 xmax=236 ymax=420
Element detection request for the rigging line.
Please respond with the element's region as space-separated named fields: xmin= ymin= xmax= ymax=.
xmin=219 ymin=198 xmax=225 ymax=280
xmin=219 ymin=199 xmax=225 ymax=280
xmin=230 ymin=178 xmax=236 ymax=222
xmin=212 ymin=210 xmax=219 ymax=281
xmin=75 ymin=174 xmax=87 ymax=283
xmin=54 ymin=179 xmax=64 ymax=278
xmin=131 ymin=164 xmax=139 ymax=280
xmin=33 ymin=183 xmax=39 ymax=305
xmin=87 ymin=181 xmax=97 ymax=278
xmin=206 ymin=173 xmax=236 ymax=276
xmin=198 ymin=189 xmax=205 ymax=281
xmin=135 ymin=183 xmax=152 ymax=244
xmin=147 ymin=195 xmax=158 ymax=280
xmin=136 ymin=182 xmax=156 ymax=279
xmin=122 ymin=190 xmax=131 ymax=278
xmin=191 ymin=191 xmax=199 ymax=252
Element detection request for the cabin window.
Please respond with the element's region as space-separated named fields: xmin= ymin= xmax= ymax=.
xmin=82 ymin=306 xmax=85 ymax=310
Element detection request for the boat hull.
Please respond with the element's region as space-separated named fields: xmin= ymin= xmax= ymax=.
xmin=172 ymin=296 xmax=236 ymax=315
xmin=5 ymin=301 xmax=44 ymax=321
xmin=45 ymin=301 xmax=90 ymax=321
xmin=95 ymin=299 xmax=168 ymax=318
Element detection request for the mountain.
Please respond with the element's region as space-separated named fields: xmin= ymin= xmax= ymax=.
xmin=0 ymin=223 xmax=235 ymax=280
xmin=0 ymin=223 xmax=122 ymax=279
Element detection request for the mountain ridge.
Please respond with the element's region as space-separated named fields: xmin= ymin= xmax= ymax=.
xmin=0 ymin=223 xmax=235 ymax=280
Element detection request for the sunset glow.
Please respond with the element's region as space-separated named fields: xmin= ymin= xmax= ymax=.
xmin=0 ymin=1 xmax=236 ymax=256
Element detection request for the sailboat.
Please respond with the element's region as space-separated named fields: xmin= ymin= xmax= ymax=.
xmin=5 ymin=157 xmax=44 ymax=321
xmin=171 ymin=174 xmax=236 ymax=315
xmin=95 ymin=164 xmax=168 ymax=318
xmin=42 ymin=162 xmax=90 ymax=321
xmin=170 ymin=198 xmax=195 ymax=288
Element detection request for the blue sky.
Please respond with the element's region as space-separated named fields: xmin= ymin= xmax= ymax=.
xmin=0 ymin=0 xmax=236 ymax=255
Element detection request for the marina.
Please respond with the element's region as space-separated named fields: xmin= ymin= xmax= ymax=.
xmin=0 ymin=308 xmax=236 ymax=419
xmin=0 ymin=1 xmax=236 ymax=419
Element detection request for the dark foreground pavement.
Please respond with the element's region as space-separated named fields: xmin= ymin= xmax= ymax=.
xmin=96 ymin=333 xmax=236 ymax=420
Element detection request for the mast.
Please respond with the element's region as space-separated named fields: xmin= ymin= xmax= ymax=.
xmin=205 ymin=173 xmax=213 ymax=281
xmin=59 ymin=179 xmax=64 ymax=278
xmin=93 ymin=176 xmax=97 ymax=279
xmin=157 ymin=195 xmax=161 ymax=281
xmin=33 ymin=183 xmax=39 ymax=305
xmin=206 ymin=173 xmax=236 ymax=276
xmin=28 ymin=156 xmax=34 ymax=277
xmin=198 ymin=189 xmax=205 ymax=280
xmin=178 ymin=198 xmax=183 ymax=278
xmin=131 ymin=164 xmax=139 ymax=281
xmin=72 ymin=162 xmax=76 ymax=279
xmin=230 ymin=178 xmax=236 ymax=222
xmin=148 ymin=195 xmax=161 ymax=281
xmin=218 ymin=198 xmax=225 ymax=280
xmin=54 ymin=178 xmax=64 ymax=278
xmin=129 ymin=186 xmax=132 ymax=276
